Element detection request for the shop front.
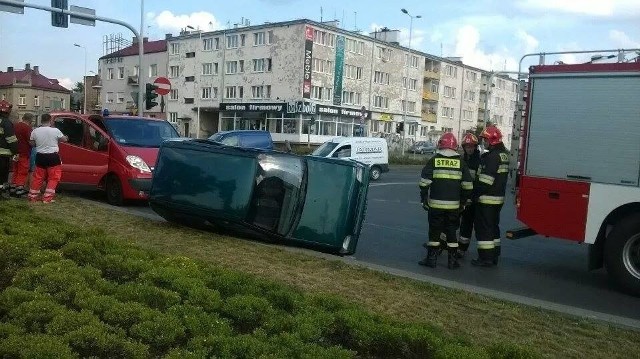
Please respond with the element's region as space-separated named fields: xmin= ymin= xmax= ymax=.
xmin=218 ymin=101 xmax=371 ymax=145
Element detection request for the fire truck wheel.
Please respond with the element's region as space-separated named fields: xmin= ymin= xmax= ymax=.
xmin=604 ymin=213 xmax=640 ymax=297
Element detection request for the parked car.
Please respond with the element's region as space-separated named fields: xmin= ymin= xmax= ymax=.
xmin=49 ymin=112 xmax=182 ymax=205
xmin=312 ymin=137 xmax=389 ymax=181
xmin=149 ymin=139 xmax=370 ymax=255
xmin=409 ymin=141 xmax=436 ymax=155
xmin=208 ymin=130 xmax=274 ymax=150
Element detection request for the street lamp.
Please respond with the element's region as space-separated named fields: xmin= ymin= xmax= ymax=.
xmin=400 ymin=9 xmax=421 ymax=155
xmin=187 ymin=25 xmax=202 ymax=138
xmin=74 ymin=43 xmax=87 ymax=114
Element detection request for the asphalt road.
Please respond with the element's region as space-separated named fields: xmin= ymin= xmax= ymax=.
xmin=70 ymin=166 xmax=640 ymax=325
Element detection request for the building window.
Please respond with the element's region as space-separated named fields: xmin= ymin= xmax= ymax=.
xmin=344 ymin=64 xmax=362 ymax=80
xmin=254 ymin=32 xmax=265 ymax=46
xmin=240 ymin=34 xmax=246 ymax=46
xmin=225 ymin=86 xmax=243 ymax=99
xmin=373 ymin=95 xmax=389 ymax=109
xmin=313 ymin=30 xmax=335 ymax=47
xmin=226 ymin=34 xmax=238 ymax=48
xmin=117 ymin=92 xmax=124 ymax=104
xmin=403 ymin=77 xmax=417 ymax=90
xmin=184 ymin=98 xmax=194 ymax=104
xmin=251 ymin=85 xmax=271 ymax=99
xmin=441 ymin=106 xmax=454 ymax=118
xmin=267 ymin=30 xmax=274 ymax=44
xmin=342 ymin=91 xmax=362 ymax=105
xmin=106 ymin=92 xmax=114 ymax=104
xmin=61 ymin=99 xmax=65 ymax=109
xmin=463 ymin=110 xmax=474 ymax=121
xmin=170 ymin=43 xmax=180 ymax=55
xmin=311 ymin=86 xmax=332 ymax=101
xmin=169 ymin=89 xmax=179 ymax=101
xmin=34 ymin=96 xmax=40 ymax=107
xmin=444 ymin=65 xmax=458 ymax=78
xmin=117 ymin=67 xmax=125 ymax=79
xmin=377 ymin=47 xmax=392 ymax=61
xmin=405 ymin=54 xmax=419 ymax=68
xmin=465 ymin=70 xmax=478 ymax=81
xmin=201 ymin=87 xmax=212 ymax=99
xmin=168 ymin=112 xmax=178 ymax=123
xmin=226 ymin=61 xmax=238 ymax=74
xmin=431 ymin=81 xmax=439 ymax=93
xmin=443 ymin=86 xmax=456 ymax=98
xmin=169 ymin=66 xmax=180 ymax=78
xmin=202 ymin=63 xmax=213 ymax=75
xmin=18 ymin=94 xmax=26 ymax=106
xmin=107 ymin=68 xmax=114 ymax=80
xmin=312 ymin=58 xmax=333 ymax=74
xmin=464 ymin=90 xmax=476 ymax=102
xmin=345 ymin=38 xmax=365 ymax=55
xmin=203 ymin=38 xmax=213 ymax=51
xmin=149 ymin=64 xmax=157 ymax=77
xmin=374 ymin=71 xmax=390 ymax=85
xmin=401 ymin=100 xmax=416 ymax=113
xmin=185 ymin=76 xmax=195 ymax=82
xmin=239 ymin=60 xmax=245 ymax=73
xmin=186 ymin=52 xmax=195 ymax=58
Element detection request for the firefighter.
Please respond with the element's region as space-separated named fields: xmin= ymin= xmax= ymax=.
xmin=9 ymin=113 xmax=34 ymax=197
xmin=0 ymin=100 xmax=18 ymax=200
xmin=456 ymin=132 xmax=481 ymax=259
xmin=418 ymin=133 xmax=474 ymax=269
xmin=471 ymin=125 xmax=510 ymax=267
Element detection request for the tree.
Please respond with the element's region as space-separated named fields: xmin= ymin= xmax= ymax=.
xmin=73 ymin=81 xmax=84 ymax=93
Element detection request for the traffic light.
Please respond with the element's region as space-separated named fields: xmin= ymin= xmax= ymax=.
xmin=51 ymin=0 xmax=68 ymax=28
xmin=145 ymin=83 xmax=159 ymax=111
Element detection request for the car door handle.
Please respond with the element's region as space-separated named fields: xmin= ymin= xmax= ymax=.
xmin=548 ymin=192 xmax=560 ymax=200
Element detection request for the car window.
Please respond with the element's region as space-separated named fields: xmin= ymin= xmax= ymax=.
xmin=220 ymin=134 xmax=239 ymax=146
xmin=312 ymin=142 xmax=339 ymax=157
xmin=243 ymin=133 xmax=270 ymax=149
xmin=54 ymin=117 xmax=85 ymax=147
xmin=103 ymin=118 xmax=180 ymax=147
xmin=85 ymin=126 xmax=108 ymax=152
xmin=248 ymin=154 xmax=304 ymax=235
xmin=333 ymin=145 xmax=352 ymax=158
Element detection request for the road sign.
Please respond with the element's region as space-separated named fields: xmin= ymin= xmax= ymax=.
xmin=70 ymin=5 xmax=95 ymax=26
xmin=153 ymin=77 xmax=171 ymax=96
xmin=0 ymin=0 xmax=24 ymax=14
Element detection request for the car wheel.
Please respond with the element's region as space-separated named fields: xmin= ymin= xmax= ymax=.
xmin=370 ymin=166 xmax=381 ymax=181
xmin=604 ymin=213 xmax=640 ymax=297
xmin=106 ymin=174 xmax=124 ymax=206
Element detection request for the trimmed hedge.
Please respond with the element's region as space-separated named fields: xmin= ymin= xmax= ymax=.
xmin=0 ymin=201 xmax=537 ymax=358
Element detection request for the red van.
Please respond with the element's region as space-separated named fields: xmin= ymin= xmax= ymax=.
xmin=49 ymin=112 xmax=181 ymax=205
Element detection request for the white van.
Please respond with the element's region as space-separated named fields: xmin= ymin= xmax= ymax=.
xmin=312 ymin=137 xmax=389 ymax=180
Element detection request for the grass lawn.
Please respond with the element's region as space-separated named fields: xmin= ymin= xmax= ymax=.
xmin=10 ymin=197 xmax=640 ymax=358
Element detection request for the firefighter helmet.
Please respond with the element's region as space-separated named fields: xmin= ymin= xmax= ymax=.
xmin=480 ymin=125 xmax=503 ymax=146
xmin=437 ymin=132 xmax=458 ymax=151
xmin=462 ymin=133 xmax=479 ymax=146
xmin=0 ymin=99 xmax=12 ymax=115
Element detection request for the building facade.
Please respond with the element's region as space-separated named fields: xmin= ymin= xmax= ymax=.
xmin=0 ymin=64 xmax=71 ymax=122
xmin=97 ymin=37 xmax=168 ymax=118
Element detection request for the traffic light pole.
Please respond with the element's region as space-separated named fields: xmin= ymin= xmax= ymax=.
xmin=0 ymin=0 xmax=145 ymax=117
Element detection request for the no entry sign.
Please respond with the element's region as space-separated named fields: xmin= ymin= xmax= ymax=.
xmin=153 ymin=77 xmax=171 ymax=96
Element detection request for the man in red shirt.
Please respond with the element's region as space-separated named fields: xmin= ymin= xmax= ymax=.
xmin=9 ymin=113 xmax=34 ymax=197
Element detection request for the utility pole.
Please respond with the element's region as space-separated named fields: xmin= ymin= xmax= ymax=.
xmin=400 ymin=8 xmax=421 ymax=156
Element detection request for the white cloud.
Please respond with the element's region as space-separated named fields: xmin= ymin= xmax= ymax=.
xmin=515 ymin=30 xmax=539 ymax=54
xmin=151 ymin=11 xmax=222 ymax=33
xmin=58 ymin=78 xmax=74 ymax=91
xmin=609 ymin=30 xmax=640 ymax=48
xmin=450 ymin=25 xmax=519 ymax=71
xmin=516 ymin=0 xmax=640 ymax=17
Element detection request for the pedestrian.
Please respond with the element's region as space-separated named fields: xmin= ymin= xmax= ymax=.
xmin=471 ymin=125 xmax=510 ymax=267
xmin=28 ymin=114 xmax=68 ymax=203
xmin=9 ymin=113 xmax=35 ymax=198
xmin=418 ymin=132 xmax=474 ymax=269
xmin=0 ymin=100 xmax=18 ymax=200
xmin=456 ymin=133 xmax=481 ymax=259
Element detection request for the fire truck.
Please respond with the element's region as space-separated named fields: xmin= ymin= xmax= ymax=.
xmin=507 ymin=49 xmax=640 ymax=297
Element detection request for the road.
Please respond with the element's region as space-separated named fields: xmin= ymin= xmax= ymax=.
xmin=71 ymin=166 xmax=640 ymax=326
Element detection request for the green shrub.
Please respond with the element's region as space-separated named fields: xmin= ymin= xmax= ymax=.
xmin=0 ymin=322 xmax=24 ymax=339
xmin=72 ymin=289 xmax=120 ymax=316
xmin=25 ymin=249 xmax=63 ymax=267
xmin=0 ymin=334 xmax=77 ymax=359
xmin=114 ymin=282 xmax=182 ymax=310
xmin=184 ymin=286 xmax=222 ymax=313
xmin=60 ymin=240 xmax=101 ymax=266
xmin=8 ymin=299 xmax=67 ymax=333
xmin=97 ymin=255 xmax=153 ymax=283
xmin=167 ymin=304 xmax=233 ymax=338
xmin=64 ymin=325 xmax=149 ymax=359
xmin=0 ymin=287 xmax=50 ymax=316
xmin=486 ymin=342 xmax=539 ymax=359
xmin=221 ymin=294 xmax=274 ymax=333
xmin=101 ymin=301 xmax=156 ymax=329
xmin=129 ymin=312 xmax=186 ymax=352
xmin=45 ymin=309 xmax=105 ymax=336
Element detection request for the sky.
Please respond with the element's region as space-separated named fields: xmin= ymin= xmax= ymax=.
xmin=1 ymin=0 xmax=639 ymax=91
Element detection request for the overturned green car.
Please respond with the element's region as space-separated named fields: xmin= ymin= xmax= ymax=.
xmin=149 ymin=139 xmax=370 ymax=255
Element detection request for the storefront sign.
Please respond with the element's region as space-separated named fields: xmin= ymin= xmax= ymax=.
xmin=220 ymin=103 xmax=286 ymax=112
xmin=287 ymin=101 xmax=316 ymax=114
xmin=332 ymin=35 xmax=345 ymax=105
xmin=302 ymin=26 xmax=314 ymax=99
xmin=220 ymin=101 xmax=371 ymax=120
xmin=380 ymin=113 xmax=394 ymax=121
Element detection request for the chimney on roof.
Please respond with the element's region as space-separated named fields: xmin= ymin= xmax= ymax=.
xmin=7 ymin=67 xmax=13 ymax=72
xmin=25 ymin=63 xmax=31 ymax=70
xmin=33 ymin=66 xmax=39 ymax=74
xmin=165 ymin=33 xmax=172 ymax=40
xmin=132 ymin=36 xmax=139 ymax=44
xmin=143 ymin=37 xmax=148 ymax=43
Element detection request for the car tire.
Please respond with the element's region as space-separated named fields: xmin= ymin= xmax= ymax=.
xmin=106 ymin=174 xmax=124 ymax=206
xmin=604 ymin=213 xmax=640 ymax=297
xmin=370 ymin=166 xmax=381 ymax=181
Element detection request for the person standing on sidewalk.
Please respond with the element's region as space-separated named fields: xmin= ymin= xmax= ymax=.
xmin=418 ymin=133 xmax=474 ymax=269
xmin=456 ymin=133 xmax=481 ymax=258
xmin=9 ymin=113 xmax=34 ymax=198
xmin=0 ymin=100 xmax=18 ymax=200
xmin=28 ymin=114 xmax=68 ymax=203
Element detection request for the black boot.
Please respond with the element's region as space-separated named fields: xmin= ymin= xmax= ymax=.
xmin=453 ymin=249 xmax=466 ymax=259
xmin=471 ymin=248 xmax=496 ymax=267
xmin=493 ymin=245 xmax=501 ymax=265
xmin=0 ymin=184 xmax=10 ymax=200
xmin=419 ymin=247 xmax=438 ymax=268
xmin=10 ymin=185 xmax=27 ymax=198
xmin=448 ymin=250 xmax=460 ymax=269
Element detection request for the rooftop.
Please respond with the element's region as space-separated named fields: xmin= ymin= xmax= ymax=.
xmin=99 ymin=39 xmax=167 ymax=60
xmin=0 ymin=64 xmax=71 ymax=93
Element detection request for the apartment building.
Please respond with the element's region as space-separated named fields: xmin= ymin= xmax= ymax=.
xmin=166 ymin=19 xmax=424 ymax=142
xmin=97 ymin=37 xmax=168 ymax=118
xmin=0 ymin=63 xmax=71 ymax=121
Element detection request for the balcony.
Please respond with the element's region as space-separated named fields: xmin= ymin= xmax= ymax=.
xmin=423 ymin=69 xmax=439 ymax=79
xmin=127 ymin=75 xmax=139 ymax=86
xmin=421 ymin=112 xmax=437 ymax=123
xmin=422 ymin=90 xmax=439 ymax=101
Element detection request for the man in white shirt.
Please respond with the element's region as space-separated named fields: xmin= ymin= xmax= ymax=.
xmin=28 ymin=114 xmax=68 ymax=203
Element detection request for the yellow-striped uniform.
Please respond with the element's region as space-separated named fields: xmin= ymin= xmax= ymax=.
xmin=419 ymin=150 xmax=474 ymax=262
xmin=473 ymin=144 xmax=510 ymax=264
xmin=459 ymin=149 xmax=481 ymax=251
xmin=0 ymin=115 xmax=18 ymax=197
